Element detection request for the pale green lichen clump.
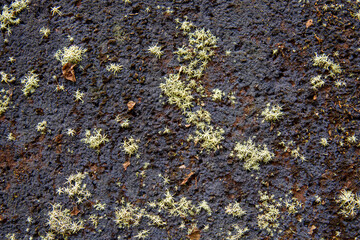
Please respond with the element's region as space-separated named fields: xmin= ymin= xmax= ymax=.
xmin=148 ymin=44 xmax=163 ymax=58
xmin=310 ymin=75 xmax=325 ymax=90
xmin=55 ymin=45 xmax=86 ymax=65
xmin=212 ymin=88 xmax=224 ymax=102
xmin=36 ymin=120 xmax=47 ymax=134
xmin=225 ymin=201 xmax=246 ymax=218
xmin=227 ymin=225 xmax=249 ymax=240
xmin=0 ymin=88 xmax=11 ymax=115
xmin=158 ymin=19 xmax=225 ymax=152
xmin=188 ymin=126 xmax=225 ymax=152
xmin=47 ymin=203 xmax=84 ymax=236
xmin=21 ymin=71 xmax=39 ymax=96
xmin=1 ymin=71 xmax=15 ymax=84
xmin=39 ymin=26 xmax=50 ymax=38
xmin=312 ymin=52 xmax=341 ymax=77
xmin=74 ymin=89 xmax=85 ymax=102
xmin=261 ymin=103 xmax=283 ymax=122
xmin=122 ymin=137 xmax=140 ymax=156
xmin=106 ymin=63 xmax=123 ymax=75
xmin=114 ymin=201 xmax=144 ymax=228
xmin=0 ymin=0 xmax=30 ymax=34
xmin=230 ymin=138 xmax=273 ymax=170
xmin=336 ymin=189 xmax=360 ymax=218
xmin=256 ymin=191 xmax=280 ymax=236
xmin=159 ymin=73 xmax=193 ymax=111
xmin=81 ymin=128 xmax=109 ymax=149
xmin=57 ymin=172 xmax=91 ymax=204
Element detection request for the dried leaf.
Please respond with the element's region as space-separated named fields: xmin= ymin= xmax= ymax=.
xmin=308 ymin=225 xmax=316 ymax=235
xmin=127 ymin=101 xmax=136 ymax=111
xmin=187 ymin=228 xmax=201 ymax=240
xmin=306 ymin=19 xmax=313 ymax=28
xmin=314 ymin=33 xmax=323 ymax=44
xmin=70 ymin=206 xmax=80 ymax=216
xmin=62 ymin=63 xmax=77 ymax=82
xmin=123 ymin=161 xmax=130 ymax=171
xmin=181 ymin=171 xmax=194 ymax=185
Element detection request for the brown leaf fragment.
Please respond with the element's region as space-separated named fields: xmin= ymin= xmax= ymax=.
xmin=187 ymin=228 xmax=201 ymax=240
xmin=306 ymin=19 xmax=313 ymax=28
xmin=70 ymin=206 xmax=80 ymax=216
xmin=181 ymin=171 xmax=194 ymax=185
xmin=314 ymin=33 xmax=323 ymax=44
xmin=127 ymin=101 xmax=136 ymax=111
xmin=308 ymin=225 xmax=316 ymax=235
xmin=62 ymin=63 xmax=77 ymax=82
xmin=123 ymin=161 xmax=130 ymax=171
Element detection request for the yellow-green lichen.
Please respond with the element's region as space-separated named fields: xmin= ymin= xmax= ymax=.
xmin=230 ymin=138 xmax=273 ymax=171
xmin=21 ymin=71 xmax=39 ymax=96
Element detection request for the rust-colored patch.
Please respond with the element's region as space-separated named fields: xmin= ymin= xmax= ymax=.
xmin=292 ymin=185 xmax=308 ymax=204
xmin=54 ymin=134 xmax=63 ymax=144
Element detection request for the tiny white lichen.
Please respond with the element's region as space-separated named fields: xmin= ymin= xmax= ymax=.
xmin=40 ymin=27 xmax=50 ymax=38
xmin=36 ymin=120 xmax=48 ymax=134
xmin=66 ymin=128 xmax=76 ymax=136
xmin=74 ymin=89 xmax=84 ymax=102
xmin=148 ymin=44 xmax=163 ymax=58
xmin=319 ymin=137 xmax=329 ymax=147
xmin=1 ymin=71 xmax=15 ymax=84
xmin=51 ymin=6 xmax=62 ymax=16
xmin=106 ymin=63 xmax=123 ymax=75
